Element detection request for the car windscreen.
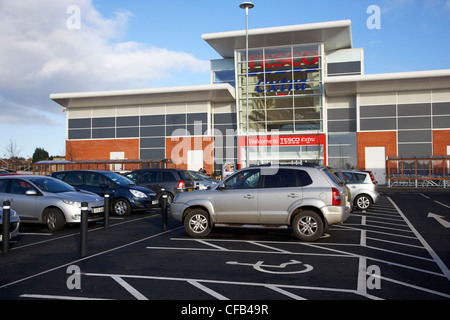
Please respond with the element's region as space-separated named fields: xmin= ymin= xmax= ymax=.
xmin=29 ymin=177 xmax=76 ymax=193
xmin=194 ymin=171 xmax=213 ymax=180
xmin=102 ymin=172 xmax=135 ymax=186
xmin=186 ymin=171 xmax=202 ymax=181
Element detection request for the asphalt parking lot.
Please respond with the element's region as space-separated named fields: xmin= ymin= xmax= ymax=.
xmin=1 ymin=188 xmax=449 ymax=308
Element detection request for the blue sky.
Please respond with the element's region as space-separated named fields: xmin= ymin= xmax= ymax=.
xmin=1 ymin=0 xmax=449 ymax=159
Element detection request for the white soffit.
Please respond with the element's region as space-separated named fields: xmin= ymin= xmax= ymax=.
xmin=202 ymin=20 xmax=353 ymax=58
xmin=324 ymin=69 xmax=450 ymax=96
xmin=50 ymin=84 xmax=236 ymax=108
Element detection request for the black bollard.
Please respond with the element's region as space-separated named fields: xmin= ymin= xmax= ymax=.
xmin=161 ymin=188 xmax=168 ymax=231
xmin=2 ymin=201 xmax=10 ymax=253
xmin=80 ymin=202 xmax=88 ymax=257
xmin=104 ymin=193 xmax=109 ymax=229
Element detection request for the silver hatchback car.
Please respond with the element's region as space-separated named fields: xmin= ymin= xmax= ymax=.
xmin=171 ymin=165 xmax=351 ymax=242
xmin=0 ymin=175 xmax=104 ymax=231
xmin=339 ymin=170 xmax=379 ymax=211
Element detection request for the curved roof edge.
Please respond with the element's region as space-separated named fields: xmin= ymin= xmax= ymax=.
xmin=202 ymin=20 xmax=352 ymax=58
xmin=325 ymin=69 xmax=450 ymax=96
xmin=50 ymin=84 xmax=236 ymax=108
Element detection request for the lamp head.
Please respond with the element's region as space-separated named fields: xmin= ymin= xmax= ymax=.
xmin=239 ymin=2 xmax=254 ymax=9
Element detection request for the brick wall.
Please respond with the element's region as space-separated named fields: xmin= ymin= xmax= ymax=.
xmin=66 ymin=139 xmax=140 ymax=161
xmin=433 ymin=130 xmax=450 ymax=155
xmin=165 ymin=136 xmax=214 ymax=174
xmin=357 ymin=131 xmax=397 ymax=169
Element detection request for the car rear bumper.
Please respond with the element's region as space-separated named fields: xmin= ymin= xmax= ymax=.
xmin=323 ymin=205 xmax=351 ymax=226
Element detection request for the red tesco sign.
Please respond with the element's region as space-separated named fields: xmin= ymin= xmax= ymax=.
xmin=242 ymin=134 xmax=326 ymax=147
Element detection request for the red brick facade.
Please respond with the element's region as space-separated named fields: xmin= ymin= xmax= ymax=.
xmin=165 ymin=136 xmax=214 ymax=174
xmin=357 ymin=132 xmax=397 ymax=170
xmin=66 ymin=139 xmax=140 ymax=161
xmin=433 ymin=130 xmax=450 ymax=156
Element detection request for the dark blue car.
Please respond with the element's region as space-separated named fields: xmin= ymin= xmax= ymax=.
xmin=51 ymin=170 xmax=159 ymax=216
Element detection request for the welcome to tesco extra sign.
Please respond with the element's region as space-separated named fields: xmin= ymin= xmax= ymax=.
xmin=245 ymin=134 xmax=326 ymax=147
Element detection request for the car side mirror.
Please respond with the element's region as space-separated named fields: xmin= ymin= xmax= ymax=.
xmin=25 ymin=189 xmax=37 ymax=196
xmin=100 ymin=184 xmax=108 ymax=191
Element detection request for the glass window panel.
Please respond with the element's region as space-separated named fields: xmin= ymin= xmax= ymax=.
xmin=69 ymin=118 xmax=91 ymax=129
xmin=237 ymin=45 xmax=323 ymax=136
xmin=267 ymin=109 xmax=294 ymax=122
xmin=294 ymin=120 xmax=321 ymax=131
xmin=92 ymin=117 xmax=115 ymax=128
xmin=92 ymin=128 xmax=115 ymax=139
xmin=398 ymin=117 xmax=431 ymax=129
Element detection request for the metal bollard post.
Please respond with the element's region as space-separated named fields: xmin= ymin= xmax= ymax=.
xmin=2 ymin=201 xmax=10 ymax=253
xmin=104 ymin=193 xmax=109 ymax=229
xmin=160 ymin=188 xmax=168 ymax=231
xmin=80 ymin=202 xmax=88 ymax=257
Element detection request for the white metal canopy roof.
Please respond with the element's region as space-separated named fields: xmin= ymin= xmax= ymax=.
xmin=50 ymin=84 xmax=236 ymax=108
xmin=202 ymin=20 xmax=353 ymax=58
xmin=324 ymin=69 xmax=450 ymax=96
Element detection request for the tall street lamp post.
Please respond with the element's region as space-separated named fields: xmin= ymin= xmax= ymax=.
xmin=240 ymin=2 xmax=254 ymax=167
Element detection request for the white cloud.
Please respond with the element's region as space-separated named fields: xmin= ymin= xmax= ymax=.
xmin=0 ymin=0 xmax=210 ymax=126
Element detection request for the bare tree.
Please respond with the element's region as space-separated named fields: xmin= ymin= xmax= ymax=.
xmin=3 ymin=137 xmax=22 ymax=171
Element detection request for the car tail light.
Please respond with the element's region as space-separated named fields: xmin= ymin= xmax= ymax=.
xmin=332 ymin=188 xmax=341 ymax=206
xmin=177 ymin=180 xmax=186 ymax=189
xmin=369 ymin=173 xmax=377 ymax=184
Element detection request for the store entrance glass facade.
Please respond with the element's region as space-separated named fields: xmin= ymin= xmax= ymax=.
xmin=236 ymin=43 xmax=325 ymax=166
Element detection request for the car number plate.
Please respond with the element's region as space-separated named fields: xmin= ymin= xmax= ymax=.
xmin=93 ymin=207 xmax=104 ymax=213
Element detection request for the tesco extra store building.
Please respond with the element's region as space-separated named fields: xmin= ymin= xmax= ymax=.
xmin=51 ymin=20 xmax=450 ymax=184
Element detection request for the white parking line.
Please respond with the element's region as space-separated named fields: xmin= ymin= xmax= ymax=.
xmin=387 ymin=197 xmax=450 ymax=282
xmin=20 ymin=294 xmax=111 ymax=300
xmin=187 ymin=280 xmax=229 ymax=300
xmin=111 ymin=275 xmax=148 ymax=300
xmin=0 ymin=224 xmax=182 ymax=290
xmin=435 ymin=200 xmax=450 ymax=209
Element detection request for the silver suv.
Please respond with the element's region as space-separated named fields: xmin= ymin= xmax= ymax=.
xmin=171 ymin=165 xmax=351 ymax=242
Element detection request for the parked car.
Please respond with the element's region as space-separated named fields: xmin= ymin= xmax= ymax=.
xmin=52 ymin=170 xmax=158 ymax=216
xmin=124 ymin=169 xmax=195 ymax=204
xmin=338 ymin=170 xmax=379 ymax=210
xmin=0 ymin=207 xmax=20 ymax=241
xmin=171 ymin=165 xmax=351 ymax=242
xmin=0 ymin=175 xmax=104 ymax=231
xmin=187 ymin=170 xmax=218 ymax=190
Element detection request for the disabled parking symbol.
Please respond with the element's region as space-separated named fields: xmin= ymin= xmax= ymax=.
xmin=226 ymin=259 xmax=313 ymax=274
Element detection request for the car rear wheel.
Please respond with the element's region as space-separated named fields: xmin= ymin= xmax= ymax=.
xmin=355 ymin=194 xmax=372 ymax=210
xmin=292 ymin=210 xmax=323 ymax=242
xmin=112 ymin=199 xmax=131 ymax=216
xmin=44 ymin=208 xmax=65 ymax=232
xmin=184 ymin=209 xmax=211 ymax=238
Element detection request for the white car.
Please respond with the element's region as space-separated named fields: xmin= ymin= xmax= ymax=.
xmin=187 ymin=170 xmax=218 ymax=190
xmin=0 ymin=207 xmax=20 ymax=241
xmin=0 ymin=175 xmax=104 ymax=231
xmin=339 ymin=170 xmax=380 ymax=210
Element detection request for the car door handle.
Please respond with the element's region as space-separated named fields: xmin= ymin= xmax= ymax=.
xmin=244 ymin=194 xmax=255 ymax=199
xmin=287 ymin=193 xmax=300 ymax=198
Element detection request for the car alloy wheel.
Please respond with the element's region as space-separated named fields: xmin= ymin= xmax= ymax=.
xmin=44 ymin=208 xmax=65 ymax=232
xmin=113 ymin=199 xmax=131 ymax=216
xmin=184 ymin=209 xmax=211 ymax=238
xmin=355 ymin=195 xmax=372 ymax=210
xmin=292 ymin=210 xmax=323 ymax=242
